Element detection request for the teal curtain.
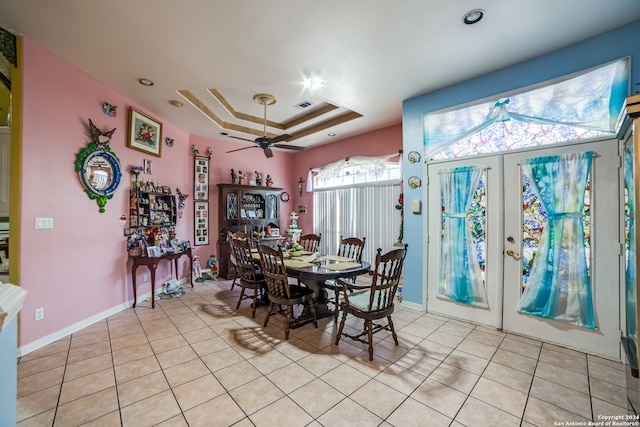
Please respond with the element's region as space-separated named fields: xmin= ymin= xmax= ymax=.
xmin=517 ymin=152 xmax=595 ymax=329
xmin=625 ymin=144 xmax=637 ymax=339
xmin=438 ymin=166 xmax=487 ymax=307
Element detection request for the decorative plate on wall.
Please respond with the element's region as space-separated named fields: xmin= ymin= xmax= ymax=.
xmin=280 ymin=191 xmax=290 ymax=202
xmin=408 ymin=151 xmax=421 ymax=163
xmin=408 ymin=176 xmax=422 ymax=189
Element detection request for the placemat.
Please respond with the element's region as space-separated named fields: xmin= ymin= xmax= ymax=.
xmin=316 ymin=255 xmax=355 ymax=262
xmin=288 ymin=250 xmax=314 ymax=257
xmin=283 ymin=259 xmax=314 ymax=268
xmin=321 ymin=262 xmax=362 ymax=271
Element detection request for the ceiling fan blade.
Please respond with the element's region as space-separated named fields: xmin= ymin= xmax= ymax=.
xmin=272 ymin=144 xmax=306 ymax=151
xmin=269 ymin=133 xmax=291 ymax=144
xmin=226 ymin=146 xmax=258 ymax=154
xmin=228 ymin=135 xmax=257 ymax=143
xmin=263 ymin=147 xmax=273 ymax=158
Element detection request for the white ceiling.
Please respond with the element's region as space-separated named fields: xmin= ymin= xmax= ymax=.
xmin=1 ymin=1 xmax=640 ymax=152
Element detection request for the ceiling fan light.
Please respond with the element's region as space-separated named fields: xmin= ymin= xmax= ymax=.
xmin=304 ymin=77 xmax=323 ymax=90
xmin=463 ymin=9 xmax=484 ymax=25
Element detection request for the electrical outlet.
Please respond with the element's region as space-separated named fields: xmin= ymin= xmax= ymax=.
xmin=143 ymin=274 xmax=148 ymax=281
xmin=35 ymin=307 xmax=44 ymax=321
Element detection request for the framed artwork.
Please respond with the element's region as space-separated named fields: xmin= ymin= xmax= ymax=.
xmin=146 ymin=245 xmax=161 ymax=257
xmin=194 ymin=156 xmax=209 ymax=201
xmin=144 ymin=159 xmax=153 ymax=174
xmin=194 ymin=201 xmax=209 ymax=246
xmin=128 ymin=107 xmax=163 ymax=157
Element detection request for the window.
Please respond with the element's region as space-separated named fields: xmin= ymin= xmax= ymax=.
xmin=312 ymin=155 xmax=400 ymax=190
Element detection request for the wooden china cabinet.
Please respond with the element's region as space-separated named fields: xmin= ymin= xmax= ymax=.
xmin=216 ymin=183 xmax=284 ymax=278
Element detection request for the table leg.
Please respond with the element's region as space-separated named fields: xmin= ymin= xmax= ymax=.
xmin=149 ymin=264 xmax=158 ymax=308
xmin=188 ymin=253 xmax=194 ymax=287
xmin=299 ymin=278 xmax=334 ymax=320
xmin=132 ymin=265 xmax=138 ymax=308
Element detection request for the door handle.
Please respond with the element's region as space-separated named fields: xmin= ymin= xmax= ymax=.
xmin=505 ymin=249 xmax=521 ymax=260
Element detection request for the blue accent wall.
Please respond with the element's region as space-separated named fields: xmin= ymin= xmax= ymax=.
xmin=0 ymin=317 xmax=18 ymax=427
xmin=401 ymin=20 xmax=640 ymax=307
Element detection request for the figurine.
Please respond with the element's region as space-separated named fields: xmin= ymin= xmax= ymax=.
xmin=265 ymin=174 xmax=273 ymax=187
xmin=205 ymin=255 xmax=218 ymax=279
xmin=238 ymin=170 xmax=246 ymax=185
xmin=193 ymin=256 xmax=203 ymax=282
xmin=231 ymin=168 xmax=237 ymax=184
xmin=255 ymin=171 xmax=262 ymax=186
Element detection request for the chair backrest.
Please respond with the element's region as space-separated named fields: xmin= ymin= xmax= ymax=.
xmin=366 ymin=244 xmax=408 ymax=311
xmin=257 ymin=244 xmax=292 ymax=299
xmin=337 ymin=236 xmax=366 ymax=261
xmin=230 ymin=238 xmax=259 ymax=282
xmin=299 ymin=233 xmax=321 ymax=253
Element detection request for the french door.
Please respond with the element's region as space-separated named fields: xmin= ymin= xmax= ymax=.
xmin=427 ymin=139 xmax=621 ymax=359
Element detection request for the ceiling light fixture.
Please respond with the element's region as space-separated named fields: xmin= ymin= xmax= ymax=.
xmin=304 ymin=76 xmax=323 ymax=90
xmin=328 ymin=133 xmax=336 ymax=137
xmin=138 ymin=78 xmax=154 ymax=86
xmin=462 ymin=9 xmax=484 ymax=25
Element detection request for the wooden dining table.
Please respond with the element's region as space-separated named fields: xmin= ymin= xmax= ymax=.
xmin=283 ymin=254 xmax=371 ymax=319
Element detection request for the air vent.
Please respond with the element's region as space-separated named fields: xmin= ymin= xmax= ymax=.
xmin=295 ymin=100 xmax=313 ymax=109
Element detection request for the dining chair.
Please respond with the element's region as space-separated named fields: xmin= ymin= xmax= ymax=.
xmin=257 ymin=244 xmax=318 ymax=340
xmin=298 ymin=233 xmax=322 ymax=253
xmin=334 ymin=244 xmax=408 ymax=360
xmin=324 ymin=235 xmax=366 ymax=319
xmin=230 ymin=237 xmax=266 ymax=318
xmin=228 ymin=230 xmax=251 ymax=290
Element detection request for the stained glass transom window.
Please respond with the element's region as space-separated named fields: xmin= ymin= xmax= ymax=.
xmin=424 ymin=58 xmax=628 ymax=160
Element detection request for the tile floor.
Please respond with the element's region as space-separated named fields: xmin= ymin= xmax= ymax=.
xmin=15 ymin=278 xmax=629 ymax=427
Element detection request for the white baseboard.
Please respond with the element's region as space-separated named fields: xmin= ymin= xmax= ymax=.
xmin=17 ymin=282 xmax=176 ymax=356
xmin=399 ymin=299 xmax=424 ymax=312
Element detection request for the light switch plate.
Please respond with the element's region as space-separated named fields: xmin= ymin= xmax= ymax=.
xmin=35 ymin=218 xmax=54 ymax=229
xmin=411 ymin=199 xmax=421 ymax=214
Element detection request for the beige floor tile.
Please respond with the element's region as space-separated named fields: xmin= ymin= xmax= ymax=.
xmin=482 ymin=361 xmax=533 ymax=393
xmin=288 ymin=378 xmax=346 ymax=418
xmin=410 ymin=378 xmax=467 ymax=419
xmin=149 ymin=334 xmax=189 ymax=354
xmin=274 ymin=340 xmax=318 ymax=361
xmin=589 ymin=376 xmax=628 ymax=408
xmin=70 ymin=330 xmax=110 ymax=348
xmin=429 ymin=362 xmax=480 ymax=394
xmin=456 ymin=338 xmax=499 ymax=360
xmin=18 ymin=339 xmax=69 ymax=363
xmin=18 ymin=352 xmax=68 ymax=378
xmin=444 ymin=349 xmax=490 ymax=375
xmin=321 ymin=363 xmax=372 ymax=395
xmin=154 ymin=414 xmax=189 ymax=427
xmin=350 ymin=378 xmax=407 ymax=419
xmin=117 ymin=370 xmax=169 ymax=407
xmin=81 ymin=410 xmax=121 ymax=427
xmin=470 ymin=377 xmax=527 ymax=418
xmin=229 ymin=376 xmax=285 ymax=415
xmin=540 ymin=346 xmax=587 ymax=374
xmin=318 ymin=397 xmax=383 ymax=427
xmin=591 ymin=397 xmax=628 ymax=420
xmin=181 ymin=326 xmax=218 ymax=344
xmin=16 ymin=408 xmax=55 ymax=427
xmin=63 ymin=353 xmax=113 ymax=382
xmin=17 ymin=365 xmax=64 ymax=398
xmin=163 ymin=358 xmax=210 ymax=388
xmin=491 ymin=348 xmax=538 ymax=374
xmin=499 ymin=336 xmax=541 ymax=359
xmin=266 ymin=362 xmax=316 ymax=394
xmin=395 ymin=349 xmax=441 ymax=378
xmin=530 ymin=376 xmax=592 ymax=419
xmin=114 ymin=355 xmax=161 ymax=384
xmin=111 ymin=342 xmax=153 ymax=366
xmin=247 ymin=346 xmax=293 ymax=374
xmin=54 ymin=387 xmax=119 ymax=426
xmin=437 ymin=321 xmax=474 ymax=338
xmin=414 ymin=338 xmax=455 ymax=361
xmin=376 ymin=363 xmax=426 ymax=395
xmin=386 ymin=397 xmax=452 ymax=427
xmin=16 ymin=385 xmax=61 ymax=422
xmin=201 ymin=346 xmax=244 ymax=372
xmin=588 ymin=359 xmax=626 ymax=385
xmin=183 ymin=393 xmax=245 ymax=427
xmin=214 ymin=360 xmax=264 ymax=391
xmin=58 ymin=368 xmax=116 ymax=405
xmin=249 ymin=396 xmax=314 ymax=427
xmin=120 ymin=389 xmax=182 ymax=427
xmin=190 ymin=335 xmax=229 ymax=357
xmin=523 ymin=396 xmax=591 ymax=426
xmin=67 ymin=340 xmax=111 ymax=364
xmin=535 ymin=360 xmax=589 ymax=394
xmin=465 ymin=329 xmax=505 ymax=346
xmin=399 ymin=321 xmax=436 ymax=339
xmin=155 ymin=345 xmax=198 ymax=369
xmin=173 ymin=373 xmax=227 ymax=411
xmin=297 ymin=350 xmax=342 ymax=376
xmin=455 ymin=396 xmax=521 ymax=427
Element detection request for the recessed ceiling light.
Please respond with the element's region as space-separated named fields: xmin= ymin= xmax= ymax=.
xmin=462 ymin=9 xmax=484 ymax=25
xmin=328 ymin=133 xmax=336 ymax=137
xmin=169 ymin=100 xmax=184 ymax=107
xmin=138 ymin=78 xmax=154 ymax=86
xmin=304 ymin=76 xmax=323 ymax=90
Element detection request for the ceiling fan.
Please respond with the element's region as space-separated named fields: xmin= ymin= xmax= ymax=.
xmin=226 ymin=94 xmax=305 ymax=158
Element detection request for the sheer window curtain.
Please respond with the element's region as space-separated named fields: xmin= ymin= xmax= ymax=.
xmin=517 ymin=151 xmax=596 ymax=329
xmin=313 ymin=184 xmax=401 ymax=266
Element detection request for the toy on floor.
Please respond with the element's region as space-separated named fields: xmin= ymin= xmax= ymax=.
xmin=193 ymin=255 xmax=204 ymax=282
xmin=205 ymin=255 xmax=218 ymax=279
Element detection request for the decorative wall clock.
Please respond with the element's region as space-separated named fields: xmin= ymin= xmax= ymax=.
xmin=280 ymin=192 xmax=290 ymax=202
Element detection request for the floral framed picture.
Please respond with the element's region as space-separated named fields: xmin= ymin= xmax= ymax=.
xmin=128 ymin=107 xmax=163 ymax=157
xmin=194 ymin=156 xmax=209 ymax=201
xmin=194 ymin=201 xmax=209 ymax=246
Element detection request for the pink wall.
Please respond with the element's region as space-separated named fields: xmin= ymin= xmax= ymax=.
xmin=289 ymin=124 xmax=403 ymax=232
xmin=15 ymin=38 xmax=397 ymax=350
xmin=16 ymin=39 xmax=295 ymax=348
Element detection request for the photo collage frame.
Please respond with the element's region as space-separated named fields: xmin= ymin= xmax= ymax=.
xmin=194 ymin=155 xmax=209 ymax=246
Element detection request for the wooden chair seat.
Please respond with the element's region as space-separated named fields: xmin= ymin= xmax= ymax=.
xmin=231 ymin=237 xmax=266 ymax=318
xmin=257 ymin=244 xmax=318 ymax=340
xmin=335 ymin=244 xmax=407 ymax=361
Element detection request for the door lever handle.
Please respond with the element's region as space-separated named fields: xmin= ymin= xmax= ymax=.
xmin=505 ymin=249 xmax=521 ymax=260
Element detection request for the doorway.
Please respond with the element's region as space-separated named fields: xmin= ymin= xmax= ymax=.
xmin=426 ymin=138 xmax=621 ymax=359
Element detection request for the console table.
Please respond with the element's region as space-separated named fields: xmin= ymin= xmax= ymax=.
xmin=130 ymin=249 xmax=193 ymax=308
